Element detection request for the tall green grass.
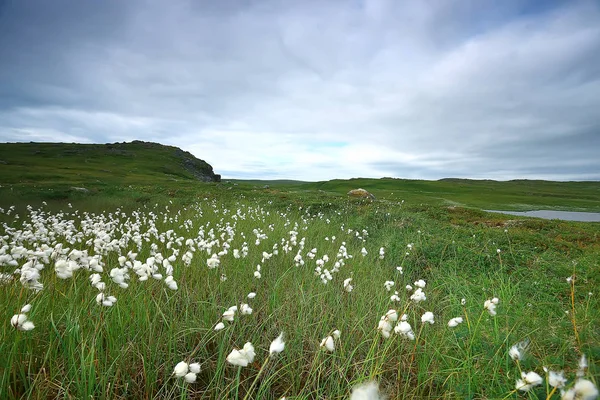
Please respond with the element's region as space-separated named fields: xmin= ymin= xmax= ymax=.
xmin=0 ymin=191 xmax=598 ymax=399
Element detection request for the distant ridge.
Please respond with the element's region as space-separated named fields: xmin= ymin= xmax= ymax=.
xmin=0 ymin=140 xmax=220 ymax=185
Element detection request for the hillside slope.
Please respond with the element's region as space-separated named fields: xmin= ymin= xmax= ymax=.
xmin=0 ymin=141 xmax=221 ymax=186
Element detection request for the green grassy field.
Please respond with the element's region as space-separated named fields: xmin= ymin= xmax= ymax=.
xmin=0 ymin=142 xmax=598 ymax=399
xmin=232 ymin=178 xmax=600 ymax=212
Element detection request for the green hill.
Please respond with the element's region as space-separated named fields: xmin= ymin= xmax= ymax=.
xmin=0 ymin=140 xmax=220 ymax=186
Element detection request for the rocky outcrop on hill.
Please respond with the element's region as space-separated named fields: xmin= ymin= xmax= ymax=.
xmin=129 ymin=141 xmax=221 ymax=182
xmin=173 ymin=148 xmax=221 ymax=182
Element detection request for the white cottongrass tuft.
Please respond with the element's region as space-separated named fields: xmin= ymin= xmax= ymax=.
xmin=384 ymin=309 xmax=398 ymax=322
xmin=189 ymin=362 xmax=201 ymax=374
xmin=547 ymin=370 xmax=567 ymax=388
xmin=378 ymin=310 xmax=398 ymax=338
xmin=394 ymin=320 xmax=415 ymax=340
xmin=410 ymin=288 xmax=426 ymax=303
xmin=184 ymin=372 xmax=197 ymax=383
xmin=447 ymin=317 xmax=463 ymax=328
xmin=173 ymin=361 xmax=189 ymax=377
xmin=378 ymin=319 xmax=393 ymax=339
xmin=226 ymin=342 xmax=255 ymax=367
xmin=11 ymin=313 xmax=35 ymax=331
xmin=320 ymin=335 xmax=335 ymax=352
xmin=421 ymin=311 xmax=434 ymax=324
xmin=222 ymin=309 xmax=235 ymax=322
xmin=214 ymin=322 xmax=225 ymax=331
xmin=95 ymin=292 xmax=117 ymax=307
xmin=55 ymin=259 xmax=74 ymax=279
xmin=240 ymin=303 xmax=253 ymax=315
xmin=509 ymin=339 xmax=529 ymax=361
xmin=350 ymin=380 xmax=384 ymax=400
xmin=484 ymin=297 xmax=499 ymax=316
xmin=515 ymin=371 xmax=543 ymax=392
xmin=207 ymin=254 xmax=220 ymax=269
xmin=173 ymin=361 xmax=200 ymax=383
xmin=343 ymin=277 xmax=354 ymax=292
xmin=332 ymin=329 xmax=341 ymax=339
xmin=269 ymin=332 xmax=285 ymax=355
xmin=561 ymin=379 xmax=599 ymax=400
xmin=164 ymin=275 xmax=178 ymax=290
xmin=247 ymin=292 xmax=256 ymax=299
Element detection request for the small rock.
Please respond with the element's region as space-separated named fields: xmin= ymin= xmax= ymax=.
xmin=347 ymin=188 xmax=375 ymax=200
xmin=71 ymin=187 xmax=90 ymax=193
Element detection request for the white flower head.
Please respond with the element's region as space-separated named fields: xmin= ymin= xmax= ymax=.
xmin=173 ymin=361 xmax=189 ymax=377
xmin=561 ymin=379 xmax=598 ymax=400
xmin=414 ymin=279 xmax=426 ymax=288
xmin=164 ymin=275 xmax=178 ymax=290
xmin=269 ymin=332 xmax=285 ymax=355
xmin=509 ymin=339 xmax=529 ymax=361
xmin=509 ymin=346 xmax=521 ymax=361
xmin=548 ymin=370 xmax=566 ymax=388
xmin=11 ymin=313 xmax=35 ymax=331
xmin=350 ymin=381 xmax=383 ymax=400
xmin=189 ymin=363 xmax=201 ymax=374
xmin=214 ymin=322 xmax=226 ymax=331
xmin=226 ymin=342 xmax=255 ymax=367
xmin=384 ymin=309 xmax=398 ymax=322
xmin=320 ymin=335 xmax=335 ymax=352
xmin=240 ymin=303 xmax=253 ymax=315
xmin=484 ymin=298 xmax=498 ymax=316
xmin=515 ymin=371 xmax=543 ymax=392
xmin=184 ymin=372 xmax=197 ymax=383
xmin=421 ymin=311 xmax=434 ymax=324
xmin=222 ymin=309 xmax=235 ymax=322
xmin=447 ymin=317 xmax=463 ymax=328
xmin=343 ymin=278 xmax=353 ymax=292
xmin=394 ymin=321 xmax=415 ymax=340
xmin=226 ymin=349 xmax=249 ymax=367
xmin=242 ymin=342 xmax=255 ymax=363
xmin=410 ymin=288 xmax=426 ymax=303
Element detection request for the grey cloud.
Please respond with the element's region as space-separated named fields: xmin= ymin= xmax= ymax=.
xmin=0 ymin=0 xmax=598 ymax=181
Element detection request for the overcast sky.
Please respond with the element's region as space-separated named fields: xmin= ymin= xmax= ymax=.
xmin=1 ymin=0 xmax=599 ymax=181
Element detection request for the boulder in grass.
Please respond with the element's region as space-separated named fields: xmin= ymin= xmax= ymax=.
xmin=347 ymin=188 xmax=375 ymax=200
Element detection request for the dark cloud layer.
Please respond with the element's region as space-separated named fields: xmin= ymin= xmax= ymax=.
xmin=0 ymin=0 xmax=599 ymax=180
